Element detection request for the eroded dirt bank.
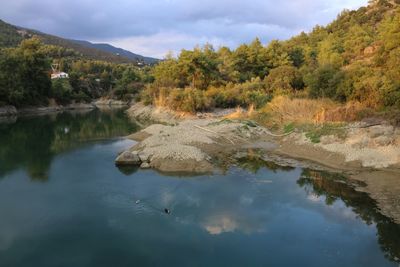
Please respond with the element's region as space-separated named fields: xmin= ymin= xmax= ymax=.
xmin=118 ymin=103 xmax=400 ymax=223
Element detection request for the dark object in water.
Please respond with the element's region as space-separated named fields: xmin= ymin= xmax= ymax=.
xmin=164 ymin=208 xmax=171 ymax=214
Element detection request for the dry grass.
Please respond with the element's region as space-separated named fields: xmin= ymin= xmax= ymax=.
xmin=257 ymin=96 xmax=369 ymax=125
xmin=317 ymin=101 xmax=368 ymax=122
xmin=150 ymin=90 xmax=196 ymax=120
xmin=224 ymin=105 xmax=255 ymax=119
xmin=260 ymin=96 xmax=336 ymax=124
xmin=154 ymin=89 xmax=168 ymax=108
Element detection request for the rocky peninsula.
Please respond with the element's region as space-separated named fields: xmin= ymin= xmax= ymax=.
xmin=117 ymin=102 xmax=400 ymax=223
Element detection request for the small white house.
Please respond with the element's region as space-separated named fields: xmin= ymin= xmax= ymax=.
xmin=51 ymin=72 xmax=69 ymax=79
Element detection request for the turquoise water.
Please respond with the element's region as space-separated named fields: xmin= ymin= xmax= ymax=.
xmin=0 ymin=110 xmax=399 ymax=267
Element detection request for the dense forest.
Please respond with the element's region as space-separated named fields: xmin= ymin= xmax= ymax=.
xmin=1 ymin=0 xmax=399 ymax=112
xmin=143 ymin=0 xmax=400 ymax=112
xmin=0 ymin=19 xmax=158 ymax=64
xmin=0 ymin=37 xmax=153 ymax=107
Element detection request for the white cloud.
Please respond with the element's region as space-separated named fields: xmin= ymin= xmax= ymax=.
xmin=0 ymin=0 xmax=368 ymax=57
xmin=99 ymin=32 xmax=235 ymax=59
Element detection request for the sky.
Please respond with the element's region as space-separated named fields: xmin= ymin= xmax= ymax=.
xmin=1 ymin=0 xmax=368 ymax=58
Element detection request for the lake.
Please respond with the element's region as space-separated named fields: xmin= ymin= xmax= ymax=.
xmin=0 ymin=109 xmax=399 ymax=267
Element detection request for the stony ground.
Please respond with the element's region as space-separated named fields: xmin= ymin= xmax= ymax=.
xmin=120 ymin=102 xmax=400 ymax=223
xmin=281 ymin=123 xmax=400 ymax=169
xmin=117 ymin=117 xmax=267 ymax=173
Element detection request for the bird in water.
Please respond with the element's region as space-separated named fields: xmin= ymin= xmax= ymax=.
xmin=135 ymin=200 xmax=141 ymax=204
xmin=164 ymin=208 xmax=171 ymax=214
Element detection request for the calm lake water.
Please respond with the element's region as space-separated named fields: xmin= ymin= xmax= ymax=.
xmin=0 ymin=109 xmax=399 ymax=267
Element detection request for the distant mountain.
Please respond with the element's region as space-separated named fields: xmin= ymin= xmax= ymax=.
xmin=71 ymin=40 xmax=159 ymax=64
xmin=0 ymin=19 xmax=23 ymax=47
xmin=0 ymin=19 xmax=159 ymax=65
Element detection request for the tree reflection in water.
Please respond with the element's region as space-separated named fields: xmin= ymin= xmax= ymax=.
xmin=234 ymin=149 xmax=295 ymax=174
xmin=0 ymin=109 xmax=139 ymax=181
xmin=298 ymin=169 xmax=400 ymax=263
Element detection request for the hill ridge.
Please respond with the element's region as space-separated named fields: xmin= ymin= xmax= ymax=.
xmin=0 ymin=19 xmax=159 ymax=65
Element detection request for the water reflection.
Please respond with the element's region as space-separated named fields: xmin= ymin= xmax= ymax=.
xmin=0 ymin=109 xmax=139 ymax=181
xmin=298 ymin=169 xmax=400 ymax=263
xmin=117 ymin=165 xmax=139 ymax=176
xmin=235 ymin=149 xmax=295 ymax=173
xmin=0 ymin=113 xmax=399 ymax=266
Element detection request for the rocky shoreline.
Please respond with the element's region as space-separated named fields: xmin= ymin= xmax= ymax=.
xmin=0 ymin=103 xmax=95 ymax=117
xmin=115 ymin=118 xmax=264 ymax=173
xmin=118 ymin=102 xmax=400 ymax=223
xmin=121 ymin=103 xmax=400 ymax=171
xmin=0 ymin=99 xmax=129 ymax=117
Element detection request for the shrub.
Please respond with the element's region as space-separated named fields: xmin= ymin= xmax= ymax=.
xmin=167 ymin=88 xmax=213 ymax=112
xmin=264 ymin=65 xmax=304 ymax=95
xmin=380 ymin=77 xmax=400 ymax=109
xmin=204 ymin=85 xmax=237 ymax=108
xmin=51 ymin=79 xmax=72 ymax=104
xmin=305 ymin=65 xmax=344 ymax=99
xmin=71 ymin=91 xmax=91 ymax=103
xmin=141 ymin=77 xmax=272 ymax=113
xmin=242 ymin=90 xmax=271 ymax=109
xmin=205 ymin=78 xmax=271 ymax=109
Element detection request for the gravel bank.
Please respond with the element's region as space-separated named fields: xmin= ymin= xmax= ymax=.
xmin=280 ymin=123 xmax=400 ymax=169
xmin=117 ymin=118 xmax=266 ymax=173
xmin=120 ymin=104 xmax=400 ymax=223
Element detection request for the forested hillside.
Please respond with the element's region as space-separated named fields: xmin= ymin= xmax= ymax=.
xmin=71 ymin=40 xmax=159 ymax=64
xmin=0 ymin=19 xmax=158 ymax=65
xmin=142 ymin=0 xmax=400 ymax=113
xmin=0 ymin=37 xmax=153 ymax=107
xmin=1 ymin=0 xmax=399 ymax=113
xmin=0 ymin=19 xmax=156 ymax=107
xmin=0 ymin=20 xmax=23 ymax=47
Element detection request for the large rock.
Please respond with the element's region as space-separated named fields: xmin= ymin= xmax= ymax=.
xmin=140 ymin=162 xmax=151 ymax=169
xmin=138 ymin=151 xmax=153 ymax=163
xmin=368 ymin=125 xmax=394 ymax=138
xmin=115 ymin=151 xmax=141 ymax=166
xmin=374 ymin=136 xmax=394 ymax=146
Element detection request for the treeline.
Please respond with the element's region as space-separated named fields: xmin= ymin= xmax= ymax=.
xmin=141 ymin=0 xmax=400 ymax=112
xmin=1 ymin=0 xmax=399 ymax=111
xmin=0 ymin=19 xmax=145 ymax=64
xmin=0 ymin=38 xmax=152 ymax=107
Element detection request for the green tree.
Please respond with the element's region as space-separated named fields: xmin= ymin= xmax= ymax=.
xmin=178 ymin=45 xmax=219 ymax=89
xmin=113 ymin=67 xmax=143 ymax=100
xmin=0 ymin=37 xmax=51 ymax=106
xmin=264 ymin=66 xmax=304 ymax=94
xmin=152 ymin=56 xmax=180 ymax=88
xmin=217 ymin=46 xmax=239 ymax=83
xmin=305 ymin=65 xmax=344 ymax=99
